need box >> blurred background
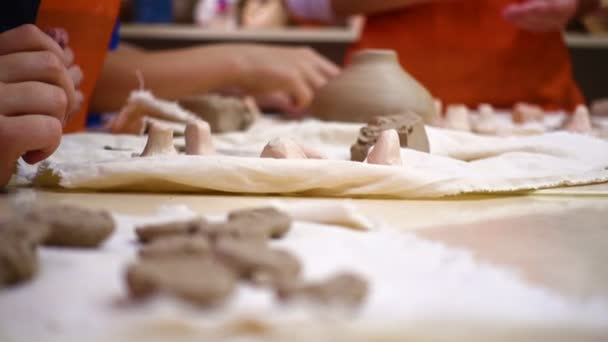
[120,0,607,102]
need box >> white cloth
[0,206,605,341]
[21,119,608,198]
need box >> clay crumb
[126,257,237,307]
[444,105,471,132]
[512,103,544,124]
[24,205,115,248]
[0,219,50,287]
[139,236,211,259]
[135,217,207,243]
[351,112,429,162]
[565,105,592,134]
[277,272,368,308]
[213,238,301,286]
[227,207,292,239]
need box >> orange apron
[348,0,584,111]
[36,0,121,133]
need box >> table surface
[1,186,607,340]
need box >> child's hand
[227,45,340,110]
[503,0,579,32]
[0,25,76,186]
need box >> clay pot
[310,49,436,124]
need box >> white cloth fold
[22,119,608,198]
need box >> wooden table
[1,186,607,340]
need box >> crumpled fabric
[21,119,608,198]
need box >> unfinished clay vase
[310,49,436,124]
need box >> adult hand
[227,45,340,110]
[0,24,76,187]
[503,0,579,32]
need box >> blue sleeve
[109,20,120,51]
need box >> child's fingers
[285,75,314,109]
[312,53,341,78]
[0,24,68,66]
[64,47,75,66]
[44,28,69,49]
[68,65,84,88]
[0,82,69,124]
[0,114,62,164]
[0,51,78,116]
[300,63,329,90]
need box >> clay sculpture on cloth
[261,138,307,159]
[512,103,544,124]
[109,90,204,135]
[227,207,292,239]
[365,129,403,166]
[351,112,429,162]
[179,95,259,133]
[0,219,49,287]
[444,105,472,132]
[310,49,437,124]
[139,122,179,157]
[126,257,237,306]
[185,121,216,156]
[136,217,208,243]
[24,205,115,248]
[126,206,368,308]
[565,105,593,134]
[260,138,326,160]
[277,272,368,308]
[139,236,211,259]
[472,104,500,135]
[214,238,301,287]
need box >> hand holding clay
[225,45,339,109]
[365,129,403,166]
[0,25,82,186]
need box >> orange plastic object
[36,0,121,133]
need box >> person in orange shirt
[288,0,600,111]
[35,0,339,133]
